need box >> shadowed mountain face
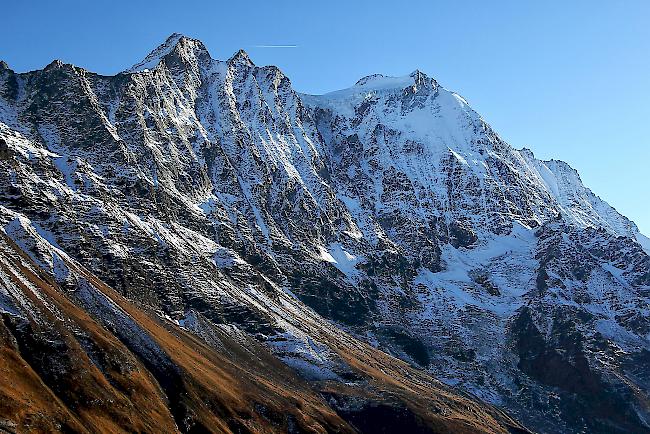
[0,231,525,434]
[0,33,648,433]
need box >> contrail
[252,44,299,48]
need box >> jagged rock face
[501,222,650,432]
[1,33,649,433]
[0,225,526,434]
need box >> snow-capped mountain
[0,33,648,433]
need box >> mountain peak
[43,59,73,72]
[228,49,254,68]
[126,33,210,73]
[166,32,185,43]
[354,74,386,86]
[310,71,436,103]
[347,70,435,93]
[410,69,428,84]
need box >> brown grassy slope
[0,231,530,433]
[0,232,353,433]
[0,233,181,433]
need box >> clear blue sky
[2,0,648,234]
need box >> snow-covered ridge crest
[302,66,645,244]
[517,147,641,239]
[126,32,210,73]
[305,69,439,107]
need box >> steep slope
[0,215,526,433]
[0,33,648,433]
[302,72,650,433]
[0,228,349,433]
[302,71,641,242]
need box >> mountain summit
[126,32,211,72]
[1,34,649,433]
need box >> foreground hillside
[0,228,525,433]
